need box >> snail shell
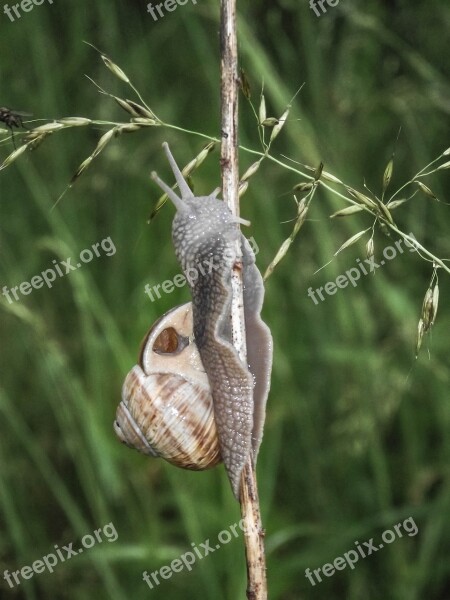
[115,303,221,470]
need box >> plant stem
[219,0,267,598]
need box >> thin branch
[220,1,267,598]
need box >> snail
[115,142,273,499]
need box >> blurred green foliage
[0,0,449,598]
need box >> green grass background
[0,0,449,598]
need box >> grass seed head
[264,238,292,281]
[194,142,216,168]
[93,128,116,156]
[366,237,375,260]
[58,118,92,126]
[415,318,425,357]
[239,69,251,100]
[261,117,279,127]
[125,99,155,119]
[0,144,28,170]
[421,287,434,331]
[382,157,394,195]
[314,161,324,182]
[334,229,370,256]
[31,122,65,134]
[70,156,93,183]
[117,124,142,133]
[130,117,157,125]
[181,158,197,178]
[101,55,129,83]
[346,187,377,209]
[241,160,261,182]
[416,181,437,200]
[293,182,313,192]
[386,198,408,210]
[259,94,266,124]
[322,171,343,184]
[114,97,139,116]
[330,205,365,218]
[270,108,289,142]
[238,181,249,197]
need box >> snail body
[115,142,272,499]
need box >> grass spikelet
[113,97,139,116]
[313,161,324,182]
[386,198,409,210]
[293,182,313,192]
[0,144,28,170]
[70,156,93,183]
[58,118,92,127]
[101,55,129,83]
[259,94,266,124]
[330,205,365,218]
[421,286,434,331]
[239,68,251,100]
[270,108,289,142]
[322,171,343,184]
[130,117,157,126]
[415,318,425,358]
[374,197,395,224]
[92,128,116,157]
[264,238,292,281]
[334,229,371,256]
[31,122,65,134]
[415,181,437,200]
[181,158,197,178]
[117,124,142,133]
[241,160,261,182]
[366,237,375,259]
[261,117,279,127]
[382,156,394,197]
[264,192,312,281]
[125,100,155,119]
[346,187,377,209]
[416,268,440,357]
[238,181,249,197]
[194,141,216,168]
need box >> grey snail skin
[115,142,272,499]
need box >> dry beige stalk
[220,0,267,597]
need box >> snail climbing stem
[151,142,272,500]
[149,142,271,598]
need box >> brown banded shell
[114,303,221,470]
